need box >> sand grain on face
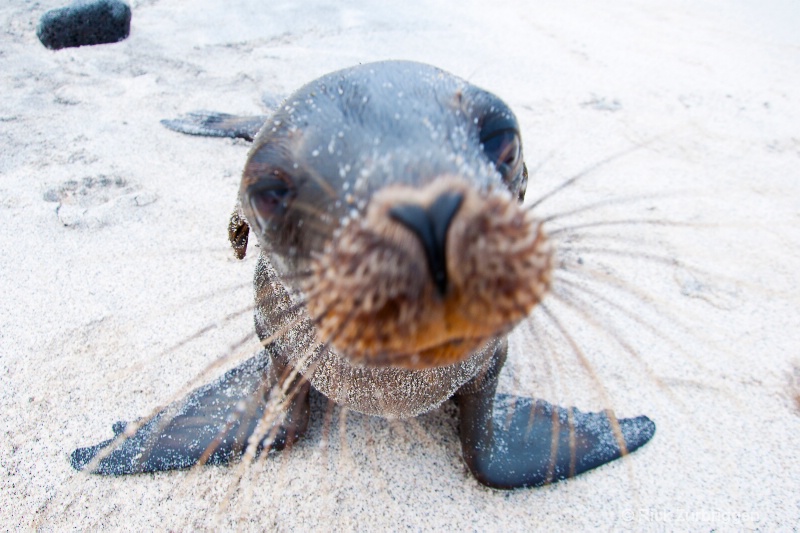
[2,0,800,530]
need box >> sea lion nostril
[389,191,464,296]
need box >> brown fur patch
[306,177,552,369]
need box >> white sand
[2,0,799,529]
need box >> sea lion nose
[389,191,464,296]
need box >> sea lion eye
[481,129,521,179]
[247,171,295,230]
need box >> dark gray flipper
[71,352,310,475]
[456,344,655,489]
[160,112,268,142]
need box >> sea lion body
[72,61,655,489]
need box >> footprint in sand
[43,175,157,229]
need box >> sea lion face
[240,61,551,369]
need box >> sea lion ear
[228,205,249,260]
[518,162,528,204]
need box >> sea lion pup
[72,61,655,489]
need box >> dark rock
[37,0,131,50]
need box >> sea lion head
[240,61,552,370]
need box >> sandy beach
[2,0,799,529]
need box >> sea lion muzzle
[304,176,553,370]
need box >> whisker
[221,282,368,515]
[549,281,719,447]
[539,191,690,224]
[556,244,743,289]
[543,282,723,494]
[552,267,743,408]
[526,137,660,211]
[552,268,711,371]
[113,269,313,380]
[399,414,440,454]
[298,158,339,200]
[138,328,261,460]
[176,280,253,308]
[548,282,688,410]
[567,407,577,478]
[187,372,277,525]
[217,354,314,516]
[545,405,560,484]
[517,308,575,482]
[335,407,353,515]
[114,303,256,374]
[547,218,713,238]
[319,396,337,516]
[548,231,658,252]
[77,290,316,476]
[362,418,397,515]
[504,305,543,434]
[555,253,730,346]
[274,269,314,282]
[243,347,317,451]
[517,311,562,403]
[538,303,629,457]
[525,148,558,180]
[290,200,330,219]
[75,326,260,476]
[257,411,304,524]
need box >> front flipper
[160,111,267,141]
[71,352,310,475]
[455,343,655,489]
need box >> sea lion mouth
[305,176,553,370]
